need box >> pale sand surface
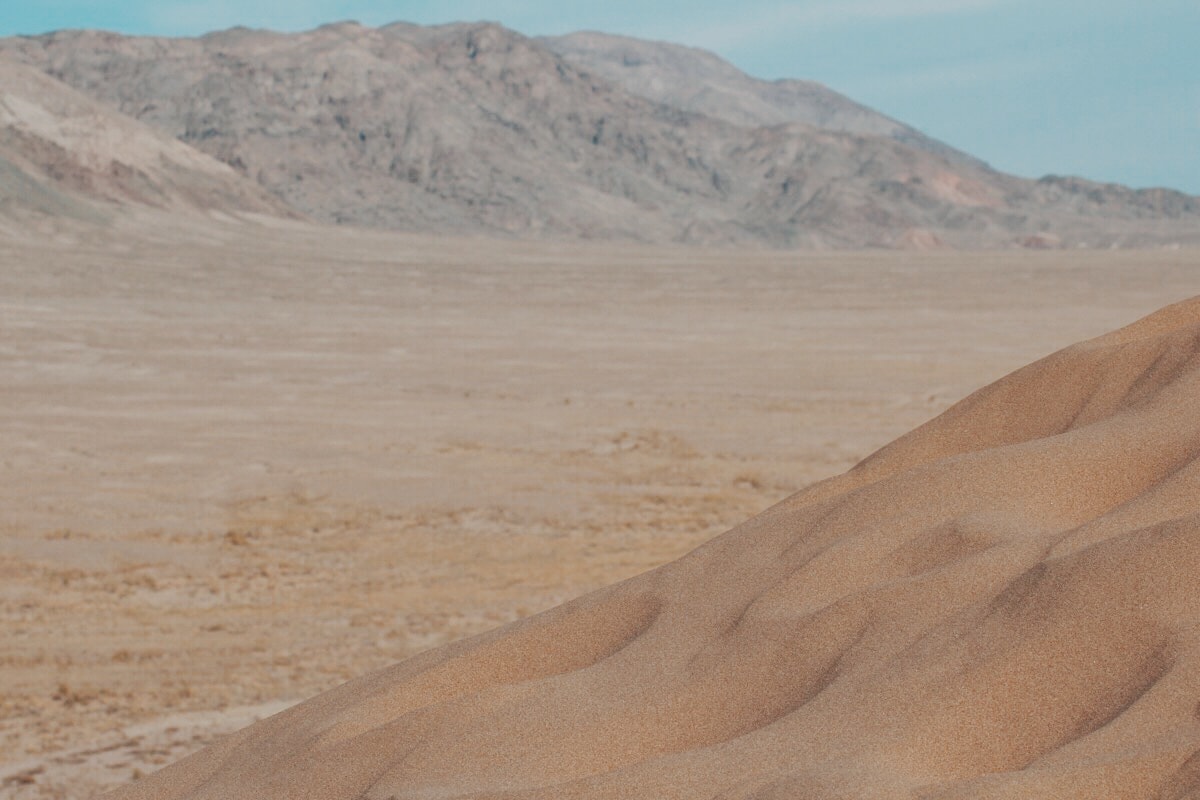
[107,296,1200,800]
[1,217,1197,797]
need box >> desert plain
[0,215,1197,798]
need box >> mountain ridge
[1,21,1198,248]
[539,30,989,170]
[0,55,292,226]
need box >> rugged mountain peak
[1,22,1198,248]
[541,30,984,167]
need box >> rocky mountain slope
[540,31,985,168]
[0,57,289,224]
[1,22,1198,247]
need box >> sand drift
[110,297,1200,800]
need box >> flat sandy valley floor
[1,216,1196,798]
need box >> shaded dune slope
[111,297,1200,800]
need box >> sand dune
[102,296,1200,799]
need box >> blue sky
[4,1,1198,194]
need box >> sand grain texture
[102,296,1200,799]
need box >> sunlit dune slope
[110,296,1200,800]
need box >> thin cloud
[673,0,1012,52]
[857,50,1064,94]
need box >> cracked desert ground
[1,214,1196,798]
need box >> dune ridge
[108,297,1200,800]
